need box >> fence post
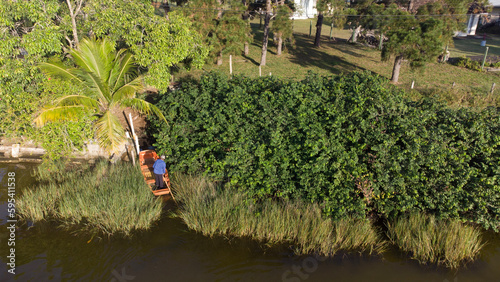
[309,20,312,37]
[329,22,333,40]
[229,55,232,75]
[481,46,489,71]
[411,80,415,89]
[491,82,496,94]
[259,65,261,77]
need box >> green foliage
[271,5,294,49]
[181,0,251,61]
[416,0,468,45]
[216,1,252,56]
[1,0,204,158]
[0,0,64,140]
[36,118,95,161]
[36,37,166,154]
[455,56,482,71]
[83,0,208,91]
[382,15,445,67]
[150,72,500,230]
[17,161,163,237]
[455,56,500,71]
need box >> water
[1,163,499,281]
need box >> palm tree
[35,37,166,154]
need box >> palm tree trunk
[260,0,271,66]
[314,13,324,47]
[391,55,404,83]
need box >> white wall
[293,0,317,19]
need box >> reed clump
[387,213,485,268]
[172,174,385,256]
[17,161,162,237]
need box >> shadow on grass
[452,36,500,57]
[288,34,362,74]
[242,54,259,66]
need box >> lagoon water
[1,163,499,281]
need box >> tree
[314,0,347,47]
[215,2,253,62]
[65,0,85,48]
[35,37,166,154]
[382,15,447,83]
[357,3,399,49]
[181,0,251,65]
[260,0,271,66]
[83,0,208,91]
[381,0,469,83]
[271,5,294,55]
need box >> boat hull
[139,150,171,196]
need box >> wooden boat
[139,150,171,196]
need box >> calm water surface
[0,163,499,281]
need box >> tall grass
[18,161,162,237]
[387,213,485,268]
[172,174,385,256]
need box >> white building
[293,0,317,19]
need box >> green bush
[150,72,500,230]
[455,56,481,71]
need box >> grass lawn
[180,19,500,108]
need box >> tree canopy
[0,0,207,157]
[36,37,166,154]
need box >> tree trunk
[244,42,249,55]
[314,13,324,47]
[350,25,362,43]
[242,0,250,56]
[66,0,83,48]
[217,0,223,19]
[217,51,223,65]
[260,0,271,66]
[277,35,283,55]
[391,55,404,83]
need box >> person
[152,155,166,190]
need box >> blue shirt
[153,159,166,175]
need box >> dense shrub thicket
[150,72,500,230]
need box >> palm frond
[120,98,167,124]
[109,52,137,93]
[70,38,115,85]
[38,62,83,83]
[110,76,145,105]
[94,111,127,154]
[80,71,111,102]
[55,95,100,110]
[34,105,86,127]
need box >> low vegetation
[172,174,385,256]
[17,160,162,237]
[387,213,485,268]
[172,174,485,268]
